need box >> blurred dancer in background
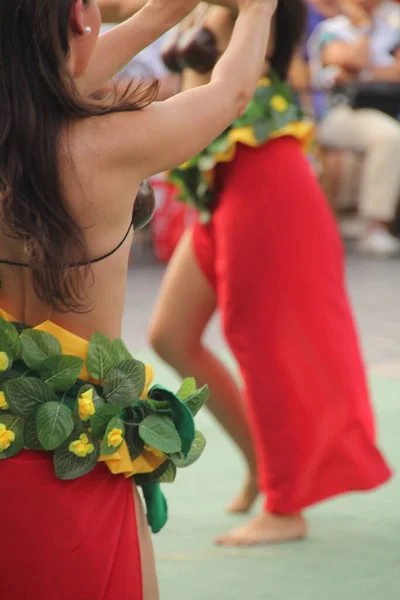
[148,0,392,546]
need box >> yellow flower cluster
[0,423,15,452]
[0,391,8,411]
[69,434,95,458]
[0,352,9,372]
[107,428,123,448]
[78,389,95,422]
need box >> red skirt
[0,451,143,599]
[193,137,392,513]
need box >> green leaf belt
[0,316,209,533]
[169,71,308,222]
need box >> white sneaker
[358,228,400,258]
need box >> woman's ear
[70,0,86,36]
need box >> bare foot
[225,474,259,514]
[215,512,307,546]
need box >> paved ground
[123,243,400,600]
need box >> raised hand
[236,0,278,12]
[146,0,204,20]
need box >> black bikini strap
[0,218,134,269]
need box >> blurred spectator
[98,24,179,100]
[308,0,400,257]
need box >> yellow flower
[78,389,95,422]
[69,433,95,458]
[0,423,15,452]
[0,352,9,372]
[270,95,289,113]
[0,392,8,411]
[144,444,165,458]
[107,428,123,448]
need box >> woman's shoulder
[60,113,143,223]
[67,109,144,171]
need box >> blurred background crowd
[100,0,400,263]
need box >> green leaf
[125,401,151,424]
[140,482,168,534]
[24,414,45,451]
[103,359,145,407]
[185,385,210,416]
[20,329,61,370]
[139,415,181,454]
[86,331,117,380]
[91,403,122,440]
[253,85,274,104]
[124,422,144,460]
[4,377,57,419]
[145,398,171,414]
[208,136,231,155]
[112,339,133,361]
[158,460,177,483]
[100,415,125,456]
[0,370,22,389]
[176,377,197,400]
[40,355,84,392]
[149,386,195,457]
[54,433,99,480]
[134,461,170,486]
[36,401,74,450]
[253,119,274,144]
[171,430,206,468]
[12,322,31,335]
[0,319,21,359]
[0,414,25,459]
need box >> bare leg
[133,486,160,600]
[149,230,258,513]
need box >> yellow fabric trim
[141,364,154,399]
[99,442,167,478]
[0,311,91,381]
[35,321,90,381]
[0,309,15,323]
[214,121,315,165]
[0,310,160,479]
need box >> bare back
[0,1,277,341]
[0,114,141,339]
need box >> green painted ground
[139,352,400,600]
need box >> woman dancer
[0,0,277,598]
[148,0,392,545]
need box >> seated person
[308,0,400,257]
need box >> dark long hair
[0,0,158,312]
[270,0,307,80]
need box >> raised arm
[80,0,202,96]
[98,0,147,22]
[114,0,276,179]
[98,0,237,23]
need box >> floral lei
[0,317,208,533]
[169,70,312,222]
